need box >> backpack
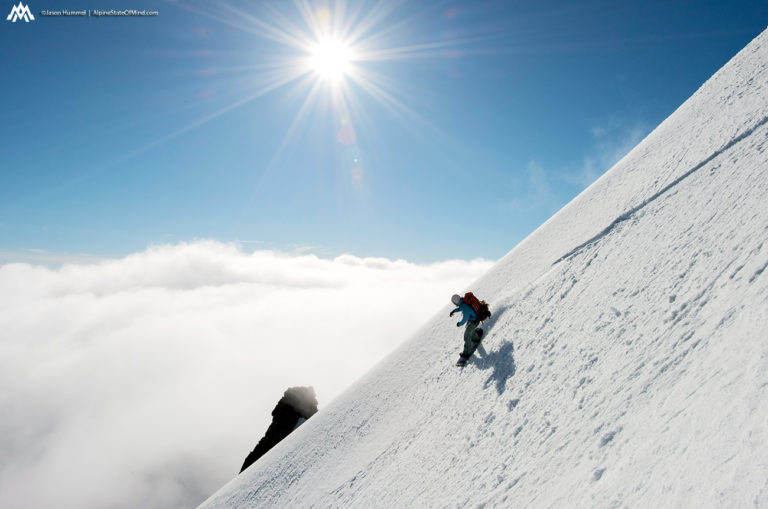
[463,292,491,322]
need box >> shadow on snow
[473,342,517,396]
[470,303,518,396]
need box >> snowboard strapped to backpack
[463,292,491,322]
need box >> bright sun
[310,37,354,82]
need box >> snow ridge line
[553,114,768,266]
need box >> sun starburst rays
[176,0,467,192]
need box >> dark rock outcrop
[240,386,318,473]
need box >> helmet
[451,294,461,306]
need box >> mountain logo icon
[6,2,35,22]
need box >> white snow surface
[201,29,768,508]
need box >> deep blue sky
[1,0,766,262]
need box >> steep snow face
[201,29,768,508]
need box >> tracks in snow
[553,114,768,266]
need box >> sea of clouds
[0,240,494,508]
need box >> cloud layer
[0,240,494,509]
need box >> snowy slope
[200,29,768,508]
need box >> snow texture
[200,29,768,508]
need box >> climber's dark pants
[462,320,482,357]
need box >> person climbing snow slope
[450,292,491,366]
